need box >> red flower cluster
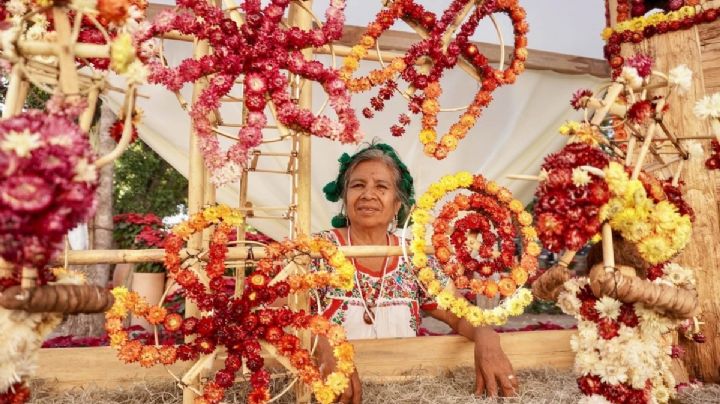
[136,0,359,184]
[534,143,611,252]
[0,382,30,404]
[577,374,650,404]
[113,212,166,249]
[705,139,720,171]
[0,110,98,279]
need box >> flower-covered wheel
[410,172,538,326]
[107,205,358,404]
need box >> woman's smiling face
[345,160,401,231]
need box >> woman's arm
[426,308,519,397]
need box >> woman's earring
[388,216,398,233]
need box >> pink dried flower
[0,110,97,271]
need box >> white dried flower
[668,64,693,94]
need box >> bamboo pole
[288,1,313,401]
[17,40,109,59]
[182,30,211,403]
[51,8,80,95]
[57,245,437,265]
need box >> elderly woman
[313,143,518,403]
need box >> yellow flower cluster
[308,319,355,404]
[558,121,607,147]
[171,204,244,239]
[110,33,136,74]
[600,162,692,264]
[602,6,698,40]
[303,237,356,291]
[410,172,536,327]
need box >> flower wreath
[340,0,528,159]
[108,205,357,404]
[410,171,537,326]
[323,143,415,228]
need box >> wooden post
[619,22,720,383]
[288,1,313,402]
[183,35,210,404]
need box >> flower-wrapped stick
[0,284,114,314]
[588,264,698,319]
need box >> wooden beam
[34,330,574,389]
[146,3,609,78]
[55,244,437,265]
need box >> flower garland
[558,259,697,404]
[108,205,357,404]
[339,0,528,159]
[135,0,360,185]
[600,162,692,264]
[410,171,536,326]
[534,142,611,252]
[0,106,98,277]
[601,4,719,77]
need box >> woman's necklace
[348,226,390,325]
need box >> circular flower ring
[410,171,537,326]
[340,0,528,159]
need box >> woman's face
[345,160,401,231]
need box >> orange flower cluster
[105,288,180,368]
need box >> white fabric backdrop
[103,38,604,239]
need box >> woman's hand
[316,335,362,404]
[473,327,518,397]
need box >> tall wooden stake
[183,35,210,404]
[288,1,313,402]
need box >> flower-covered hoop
[341,0,528,155]
[408,172,537,326]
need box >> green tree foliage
[113,139,188,217]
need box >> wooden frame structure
[14,0,616,402]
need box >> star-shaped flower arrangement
[106,205,357,404]
[134,0,361,185]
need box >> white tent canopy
[104,1,606,239]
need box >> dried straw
[28,367,720,404]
